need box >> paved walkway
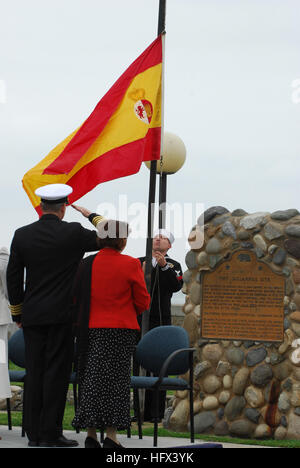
[0,426,273,449]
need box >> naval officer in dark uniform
[139,229,183,421]
[6,184,104,447]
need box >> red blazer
[89,248,151,329]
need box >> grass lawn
[4,362,300,448]
[1,402,300,448]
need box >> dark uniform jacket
[6,214,100,326]
[139,255,183,329]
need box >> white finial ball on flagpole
[145,131,186,174]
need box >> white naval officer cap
[153,229,175,245]
[35,184,73,205]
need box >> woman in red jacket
[72,219,150,449]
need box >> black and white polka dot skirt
[72,328,138,431]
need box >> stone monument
[163,207,300,440]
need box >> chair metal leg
[127,388,131,438]
[189,387,194,443]
[153,389,159,447]
[135,389,143,439]
[22,382,26,437]
[189,354,195,443]
[73,383,80,434]
[127,388,134,438]
[6,399,12,431]
[73,383,78,412]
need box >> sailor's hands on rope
[153,251,167,268]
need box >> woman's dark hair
[97,220,130,251]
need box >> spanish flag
[23,36,163,213]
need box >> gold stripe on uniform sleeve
[92,215,105,227]
[9,303,23,316]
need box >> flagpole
[159,172,167,228]
[136,0,167,428]
[157,0,167,36]
[159,21,167,230]
[141,0,166,338]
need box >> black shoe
[39,436,79,448]
[28,440,39,447]
[85,437,101,449]
[103,437,124,449]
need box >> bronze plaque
[201,251,285,342]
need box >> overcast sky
[1,0,300,303]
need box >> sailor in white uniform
[0,247,12,400]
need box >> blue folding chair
[7,329,78,436]
[131,326,195,447]
[7,329,26,436]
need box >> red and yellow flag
[23,36,163,213]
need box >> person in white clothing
[0,247,12,400]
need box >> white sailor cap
[35,184,73,205]
[154,229,175,245]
